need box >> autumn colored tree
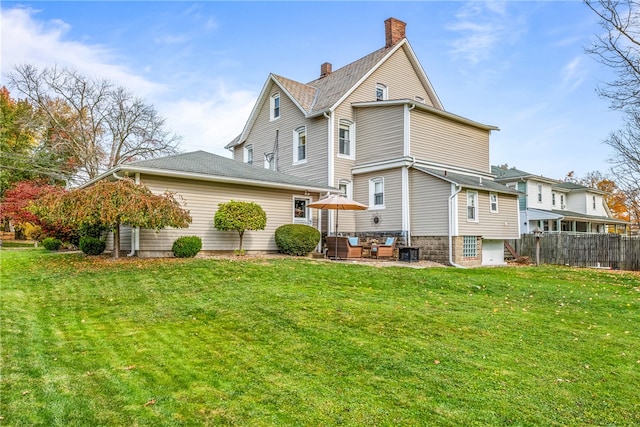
[32,178,192,258]
[214,200,267,252]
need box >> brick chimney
[320,62,332,78]
[385,17,406,48]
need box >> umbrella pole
[335,209,339,260]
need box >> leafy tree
[31,178,191,258]
[214,200,267,251]
[7,65,180,186]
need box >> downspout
[448,184,465,268]
[128,172,141,257]
[324,111,335,237]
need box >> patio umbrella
[308,194,368,258]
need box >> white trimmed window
[244,144,253,165]
[490,193,498,213]
[270,93,280,121]
[293,126,307,163]
[338,180,352,199]
[537,184,543,202]
[293,197,311,224]
[375,83,388,101]
[552,193,556,206]
[467,190,478,221]
[370,177,384,209]
[592,196,597,210]
[264,153,276,170]
[338,120,354,157]
[560,195,565,209]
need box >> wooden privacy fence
[509,234,640,271]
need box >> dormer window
[376,83,388,101]
[270,93,280,121]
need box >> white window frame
[592,195,597,210]
[552,192,556,207]
[375,83,388,101]
[293,196,311,225]
[264,153,276,170]
[338,180,352,199]
[537,184,543,203]
[489,192,498,213]
[560,194,565,209]
[369,177,385,209]
[270,93,280,121]
[293,126,307,164]
[338,120,354,159]
[244,144,253,165]
[467,190,478,222]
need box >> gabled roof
[492,166,560,185]
[414,166,521,196]
[550,209,629,224]
[226,38,443,149]
[83,151,336,193]
[554,181,606,195]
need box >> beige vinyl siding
[457,190,520,239]
[410,109,490,172]
[353,169,403,232]
[354,106,405,165]
[138,175,321,255]
[105,226,132,252]
[409,170,450,236]
[237,83,329,184]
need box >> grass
[1,249,639,426]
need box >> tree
[31,178,192,258]
[214,200,267,252]
[7,65,180,185]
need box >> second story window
[490,193,498,213]
[244,144,253,165]
[370,177,384,208]
[560,195,565,209]
[537,184,543,202]
[552,193,556,206]
[294,126,306,163]
[270,93,280,121]
[376,83,387,101]
[339,120,353,157]
[467,190,478,221]
[593,196,597,210]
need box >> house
[226,18,521,266]
[84,151,336,257]
[492,166,629,234]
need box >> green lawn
[1,249,639,426]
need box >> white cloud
[0,7,162,96]
[559,56,587,94]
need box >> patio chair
[375,237,396,259]
[326,236,363,259]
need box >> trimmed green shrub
[42,237,62,251]
[275,224,320,256]
[79,236,106,256]
[172,236,202,258]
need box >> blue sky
[0,1,623,180]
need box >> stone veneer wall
[410,235,483,267]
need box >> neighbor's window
[537,184,543,202]
[467,190,478,221]
[244,144,253,165]
[552,193,556,206]
[370,177,384,208]
[560,195,565,208]
[490,193,498,213]
[293,197,310,224]
[339,120,353,157]
[376,83,388,101]
[294,126,306,163]
[592,196,596,210]
[463,236,477,257]
[270,93,280,121]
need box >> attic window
[270,93,280,121]
[376,83,388,101]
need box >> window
[560,195,565,209]
[338,180,352,199]
[339,120,353,157]
[375,83,387,101]
[552,193,556,206]
[293,197,311,224]
[537,184,543,202]
[270,93,280,121]
[244,144,253,165]
[293,126,306,163]
[264,153,276,170]
[370,177,384,208]
[490,193,498,213]
[463,236,477,258]
[592,196,596,210]
[467,191,478,221]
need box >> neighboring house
[492,166,629,234]
[84,151,335,257]
[226,18,521,266]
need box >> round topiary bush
[79,236,106,255]
[172,236,202,258]
[42,237,62,251]
[275,224,321,256]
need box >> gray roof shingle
[415,166,522,195]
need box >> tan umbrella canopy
[308,194,368,257]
